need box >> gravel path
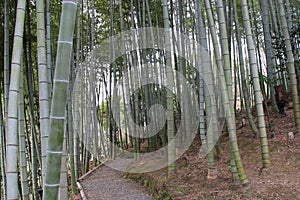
[79,162,154,200]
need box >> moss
[270,145,279,153]
[180,160,188,169]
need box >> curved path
[78,161,154,200]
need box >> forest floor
[127,103,300,200]
[77,103,300,200]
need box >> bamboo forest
[0,0,300,199]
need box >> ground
[77,103,300,200]
[127,104,300,200]
[78,163,154,200]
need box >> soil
[133,104,300,200]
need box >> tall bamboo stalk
[68,71,77,195]
[240,0,271,168]
[259,0,279,112]
[36,0,50,182]
[46,0,53,100]
[3,3,10,196]
[205,0,249,185]
[6,0,27,199]
[4,0,10,122]
[24,5,40,196]
[0,88,7,200]
[215,0,234,114]
[162,0,176,175]
[59,126,68,200]
[43,0,77,199]
[195,0,207,146]
[74,0,82,179]
[277,0,300,132]
[233,0,258,135]
[18,57,30,200]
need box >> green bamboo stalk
[146,0,162,151]
[68,61,77,196]
[46,0,53,100]
[0,89,7,199]
[204,0,238,182]
[43,0,77,199]
[195,0,207,146]
[59,125,68,200]
[36,0,50,182]
[82,63,89,173]
[240,0,271,168]
[3,5,9,196]
[215,0,234,114]
[27,104,39,199]
[205,0,250,185]
[259,0,279,113]
[119,0,131,150]
[197,1,219,178]
[176,0,192,144]
[277,0,300,132]
[285,0,292,32]
[268,0,279,33]
[6,0,27,199]
[25,5,43,191]
[18,56,30,200]
[233,0,259,135]
[73,71,81,179]
[4,0,10,122]
[74,0,82,179]
[162,0,176,175]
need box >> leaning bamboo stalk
[205,0,250,185]
[18,55,30,200]
[6,0,27,199]
[0,92,6,199]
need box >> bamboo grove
[0,0,299,199]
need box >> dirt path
[78,162,154,200]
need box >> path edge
[77,160,108,200]
[76,181,87,200]
[78,160,108,181]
